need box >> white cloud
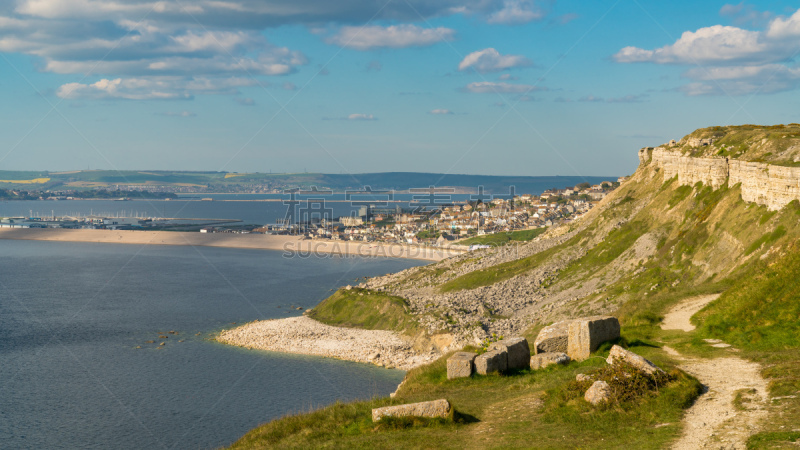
[347,113,376,120]
[498,73,518,80]
[326,24,455,50]
[614,7,800,95]
[462,81,541,94]
[56,76,256,100]
[458,48,531,73]
[613,25,767,65]
[0,0,556,100]
[429,109,453,114]
[765,8,800,39]
[487,0,548,25]
[235,97,255,106]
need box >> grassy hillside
[307,288,420,334]
[229,125,800,448]
[230,341,701,449]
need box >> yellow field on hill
[0,178,50,184]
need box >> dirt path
[660,294,720,332]
[661,296,768,449]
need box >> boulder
[447,352,477,380]
[533,320,572,354]
[584,380,613,405]
[606,345,665,376]
[567,316,620,361]
[529,352,570,370]
[488,337,531,370]
[475,349,507,375]
[372,399,451,422]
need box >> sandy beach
[0,228,463,261]
[217,316,439,371]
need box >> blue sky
[1,0,799,177]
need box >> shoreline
[0,228,463,261]
[217,316,439,371]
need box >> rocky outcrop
[649,147,729,189]
[729,160,800,210]
[372,399,451,421]
[644,147,800,210]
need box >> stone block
[533,320,572,354]
[474,349,507,375]
[606,345,665,376]
[372,399,451,422]
[529,352,570,370]
[488,337,530,370]
[567,316,620,361]
[447,352,477,380]
[584,380,612,405]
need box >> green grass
[229,339,701,449]
[668,185,692,208]
[695,241,800,351]
[307,288,419,334]
[459,228,547,247]
[557,221,648,282]
[744,226,787,255]
[438,235,579,292]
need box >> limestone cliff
[640,125,800,210]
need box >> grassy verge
[459,228,547,247]
[307,288,419,334]
[229,337,700,449]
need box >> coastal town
[254,180,624,247]
[1,180,624,247]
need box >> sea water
[0,240,424,449]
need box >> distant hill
[0,170,617,195]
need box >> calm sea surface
[0,194,476,225]
[0,240,424,449]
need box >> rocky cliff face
[641,147,800,210]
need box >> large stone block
[372,399,451,422]
[584,380,612,405]
[529,352,570,370]
[447,352,477,380]
[488,337,530,370]
[474,349,507,375]
[606,345,665,376]
[533,320,572,354]
[567,316,620,361]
